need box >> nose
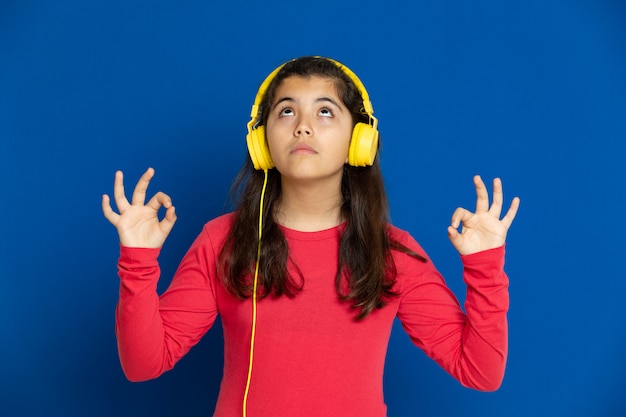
[294,116,312,137]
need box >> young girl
[102,56,520,417]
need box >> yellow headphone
[245,57,379,170]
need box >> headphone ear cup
[348,122,379,167]
[246,126,274,170]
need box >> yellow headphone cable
[242,168,268,417]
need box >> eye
[278,107,294,117]
[319,108,333,118]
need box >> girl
[102,56,520,417]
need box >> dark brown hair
[219,56,425,320]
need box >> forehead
[272,75,341,101]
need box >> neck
[275,178,344,232]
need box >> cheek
[264,129,290,167]
[330,131,352,165]
[265,116,291,138]
[264,122,281,152]
[341,125,354,151]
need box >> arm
[397,176,519,391]
[396,245,509,391]
[115,231,219,381]
[103,168,218,381]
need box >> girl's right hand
[102,167,177,248]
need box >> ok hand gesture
[448,176,520,256]
[102,168,177,248]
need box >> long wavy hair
[219,56,425,320]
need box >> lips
[290,144,317,155]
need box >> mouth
[290,144,317,155]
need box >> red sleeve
[115,227,220,382]
[396,242,509,391]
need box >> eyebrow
[272,96,344,112]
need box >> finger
[146,191,173,212]
[489,177,503,218]
[113,170,131,212]
[160,205,177,236]
[450,206,473,229]
[474,175,489,213]
[447,225,463,249]
[131,167,155,206]
[500,196,521,229]
[102,194,120,224]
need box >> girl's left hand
[448,175,520,256]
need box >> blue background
[1,1,625,416]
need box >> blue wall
[1,1,625,416]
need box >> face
[265,75,354,185]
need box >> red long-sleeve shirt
[116,213,509,417]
